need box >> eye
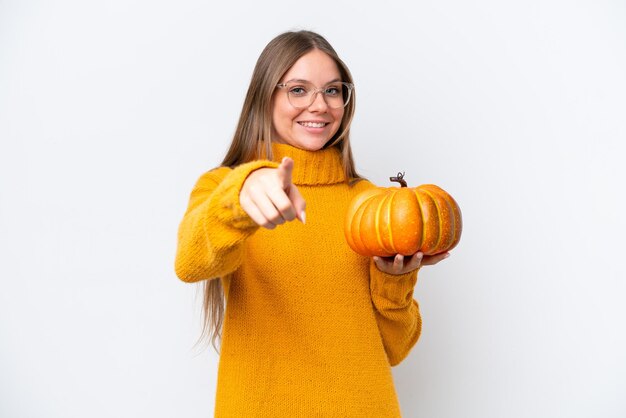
[289,85,309,96]
[324,85,342,97]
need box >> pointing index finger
[277,157,294,189]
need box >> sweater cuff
[370,261,419,310]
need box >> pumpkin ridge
[373,194,384,252]
[386,190,398,254]
[422,187,444,253]
[438,191,455,250]
[415,189,427,254]
[440,193,456,251]
[442,189,459,249]
[361,194,384,255]
[353,195,375,255]
[446,191,462,250]
[424,185,458,252]
[375,192,394,255]
[450,203,462,249]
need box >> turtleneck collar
[269,142,347,186]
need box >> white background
[1,1,625,417]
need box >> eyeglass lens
[286,82,351,109]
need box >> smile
[298,121,329,128]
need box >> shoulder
[349,178,377,193]
[195,166,232,187]
[191,166,232,192]
[193,160,279,191]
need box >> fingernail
[300,210,306,224]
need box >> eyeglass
[276,81,354,109]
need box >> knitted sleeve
[174,160,279,283]
[369,263,422,366]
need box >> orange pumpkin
[344,172,462,257]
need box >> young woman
[175,30,448,417]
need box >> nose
[308,90,329,112]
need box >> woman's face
[271,49,345,151]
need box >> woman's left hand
[373,251,450,275]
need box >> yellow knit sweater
[175,143,422,417]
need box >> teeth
[300,122,326,128]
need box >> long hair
[199,30,362,351]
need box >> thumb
[277,157,294,189]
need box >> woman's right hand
[240,157,306,229]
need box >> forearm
[175,160,278,283]
[174,199,252,282]
[370,262,422,366]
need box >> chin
[296,137,330,151]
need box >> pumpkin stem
[390,172,407,187]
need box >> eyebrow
[284,78,342,84]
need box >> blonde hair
[199,30,363,351]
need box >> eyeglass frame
[275,81,355,109]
